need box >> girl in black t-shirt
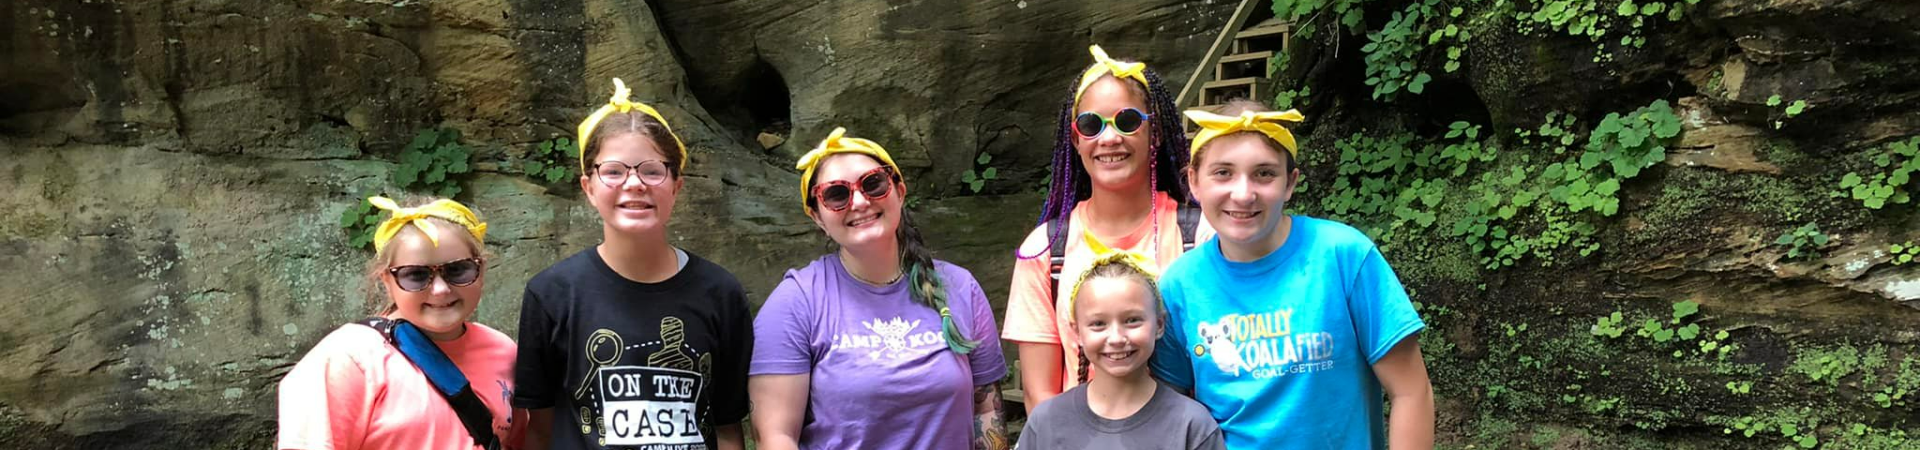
[513,79,753,450]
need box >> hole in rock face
[741,58,793,141]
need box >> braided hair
[1027,65,1191,258]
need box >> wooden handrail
[1175,0,1263,110]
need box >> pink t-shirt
[278,322,523,450]
[1001,192,1210,391]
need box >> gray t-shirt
[1016,382,1225,450]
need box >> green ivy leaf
[969,179,985,193]
[962,170,978,183]
[1408,73,1432,94]
[977,152,993,165]
[1839,172,1862,188]
[1672,300,1700,321]
[982,167,998,180]
[1616,0,1637,16]
[1786,100,1809,116]
[1767,94,1783,107]
[545,167,568,183]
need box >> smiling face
[807,153,904,254]
[1189,133,1300,260]
[581,133,683,238]
[1074,76,1154,194]
[1071,274,1163,381]
[380,223,485,339]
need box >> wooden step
[1216,51,1275,80]
[1218,51,1274,65]
[1200,77,1266,108]
[1203,77,1260,90]
[1237,23,1291,40]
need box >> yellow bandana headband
[1066,231,1162,317]
[368,196,488,253]
[1184,109,1306,159]
[794,127,903,212]
[576,78,688,174]
[1073,45,1151,108]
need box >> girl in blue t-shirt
[1148,99,1435,450]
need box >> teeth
[1094,154,1127,163]
[1226,211,1259,219]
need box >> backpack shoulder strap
[1047,214,1067,297]
[1177,201,1202,251]
[354,318,501,450]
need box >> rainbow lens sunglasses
[811,166,898,212]
[387,257,484,292]
[1072,108,1150,138]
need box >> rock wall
[0,0,1235,447]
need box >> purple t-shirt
[751,255,1008,450]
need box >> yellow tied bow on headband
[1074,45,1151,107]
[1067,231,1162,316]
[794,127,903,212]
[576,78,689,174]
[368,196,489,253]
[1184,108,1307,159]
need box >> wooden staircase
[1176,0,1294,135]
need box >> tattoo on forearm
[973,383,1009,450]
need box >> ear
[805,207,829,231]
[579,172,595,197]
[1280,167,1303,202]
[671,176,685,196]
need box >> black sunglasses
[387,257,484,292]
[1072,108,1150,138]
[812,166,897,212]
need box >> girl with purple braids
[1002,44,1210,413]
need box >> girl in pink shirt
[278,196,524,450]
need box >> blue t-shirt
[1150,215,1425,450]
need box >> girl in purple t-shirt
[749,127,1010,450]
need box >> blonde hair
[358,197,490,315]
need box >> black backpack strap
[354,318,501,450]
[1177,201,1202,251]
[1046,215,1067,298]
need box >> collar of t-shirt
[1208,214,1308,278]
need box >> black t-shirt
[513,247,752,450]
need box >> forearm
[523,409,552,450]
[973,383,1009,450]
[1015,343,1064,414]
[1386,387,1435,450]
[714,423,744,450]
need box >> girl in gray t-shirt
[1015,238,1224,450]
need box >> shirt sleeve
[277,330,373,450]
[960,274,1009,386]
[707,279,755,425]
[511,285,560,409]
[1347,243,1426,365]
[749,274,816,376]
[1149,275,1195,391]
[1002,227,1060,344]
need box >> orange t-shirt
[278,322,524,450]
[1001,192,1211,391]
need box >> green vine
[337,195,381,250]
[393,128,473,198]
[961,151,998,193]
[1773,222,1830,260]
[1834,136,1920,209]
[524,136,575,185]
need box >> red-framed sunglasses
[811,166,897,212]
